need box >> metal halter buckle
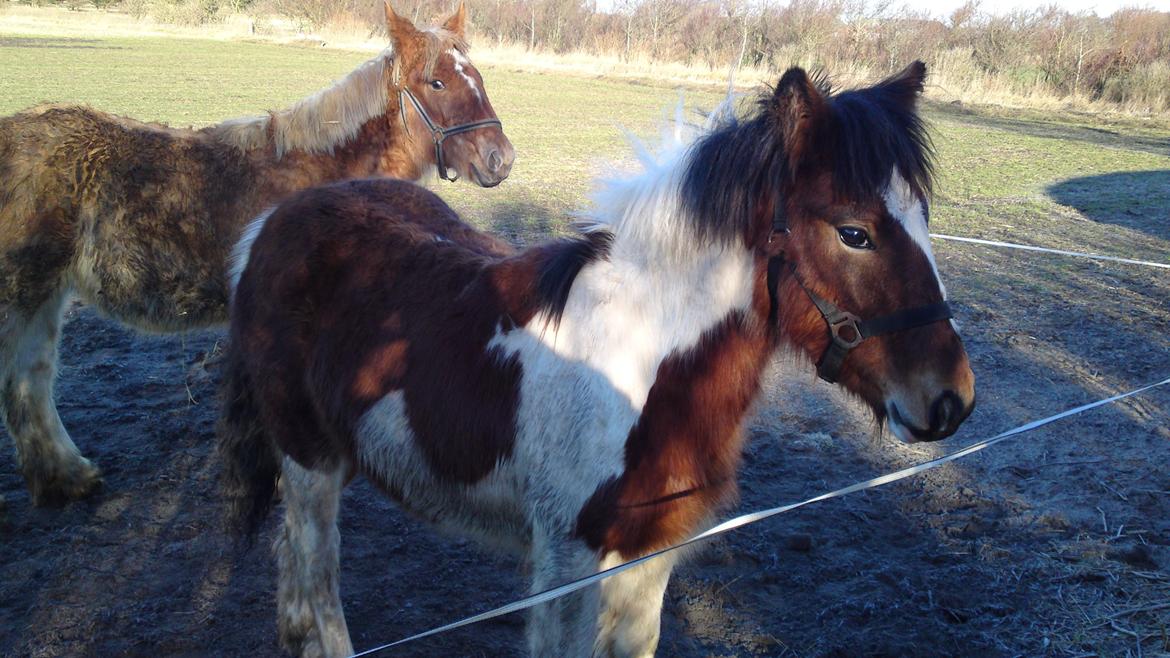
[767,259,954,384]
[828,313,864,349]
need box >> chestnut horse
[221,62,974,656]
[0,2,514,506]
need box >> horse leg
[0,288,102,506]
[593,551,678,658]
[527,532,601,656]
[274,456,353,658]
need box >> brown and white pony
[0,2,513,506]
[220,62,975,657]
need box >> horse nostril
[487,150,503,173]
[930,390,962,432]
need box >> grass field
[2,31,1170,657]
[2,31,1166,247]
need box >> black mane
[534,230,614,327]
[682,70,935,245]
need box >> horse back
[232,178,525,482]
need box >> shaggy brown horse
[0,1,514,506]
[222,62,974,656]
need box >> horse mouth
[886,402,943,443]
[470,162,505,188]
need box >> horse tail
[217,341,281,544]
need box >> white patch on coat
[448,49,481,102]
[487,121,756,532]
[883,170,946,298]
[228,208,274,296]
[355,392,529,552]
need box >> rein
[766,201,953,384]
[398,87,502,182]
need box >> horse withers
[221,62,974,656]
[0,2,513,506]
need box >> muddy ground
[2,171,1170,658]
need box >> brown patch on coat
[575,265,774,557]
[230,178,607,485]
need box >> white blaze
[449,49,482,102]
[883,170,946,299]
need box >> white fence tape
[350,375,1170,657]
[931,233,1170,270]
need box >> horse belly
[353,391,530,553]
[71,198,235,332]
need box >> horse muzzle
[886,389,975,443]
[470,141,514,187]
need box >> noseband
[766,204,953,384]
[398,87,502,182]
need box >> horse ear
[771,66,826,174]
[443,1,468,39]
[879,60,927,108]
[384,1,421,50]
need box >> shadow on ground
[1048,170,1170,241]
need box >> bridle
[398,86,502,182]
[765,199,954,384]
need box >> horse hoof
[28,458,104,507]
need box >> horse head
[384,1,514,187]
[759,62,975,441]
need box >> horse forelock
[676,74,935,250]
[827,79,935,204]
[415,28,470,79]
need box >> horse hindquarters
[218,343,281,537]
[219,339,353,657]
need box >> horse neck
[545,214,769,418]
[205,51,431,203]
[510,220,775,517]
[249,111,426,203]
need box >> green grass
[0,34,723,241]
[1,32,1166,251]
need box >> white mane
[577,97,739,262]
[210,48,394,157]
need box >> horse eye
[838,226,874,250]
[429,80,445,91]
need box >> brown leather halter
[765,201,953,384]
[399,87,502,182]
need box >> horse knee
[594,554,674,658]
[527,538,601,656]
